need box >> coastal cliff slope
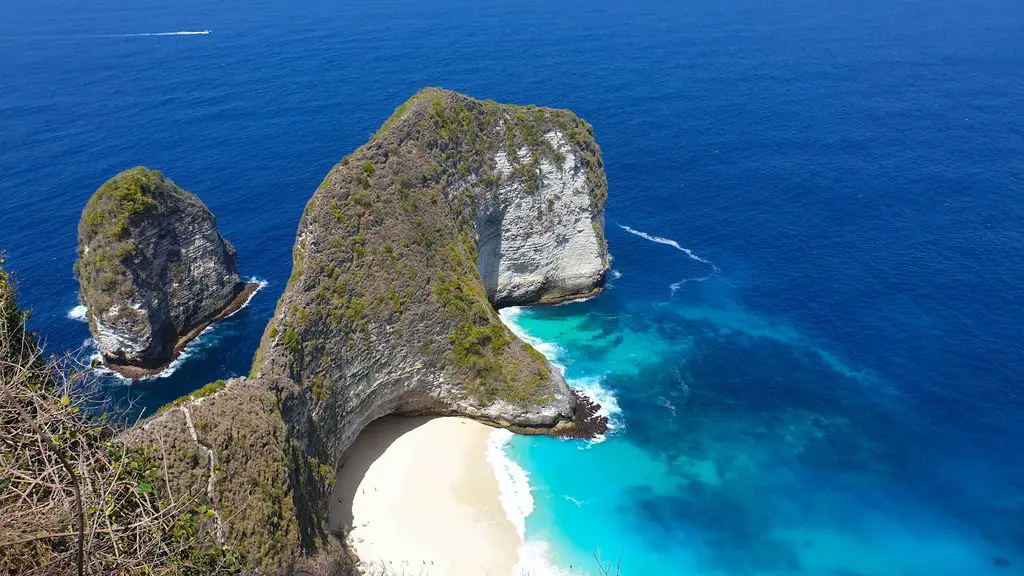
[76,167,249,375]
[251,87,609,468]
[129,89,611,571]
[2,260,246,574]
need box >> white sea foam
[562,495,584,507]
[486,429,574,576]
[499,308,564,363]
[485,429,532,541]
[82,340,133,384]
[669,273,713,296]
[85,323,216,382]
[569,374,623,442]
[611,269,623,280]
[659,396,677,416]
[499,307,623,442]
[493,308,623,574]
[223,277,268,319]
[513,540,572,576]
[618,224,720,273]
[68,304,88,322]
[141,324,216,380]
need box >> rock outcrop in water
[130,89,611,571]
[76,167,255,377]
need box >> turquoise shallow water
[501,276,1019,574]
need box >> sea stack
[76,167,254,377]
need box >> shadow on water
[326,415,435,538]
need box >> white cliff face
[478,131,608,307]
[129,91,610,569]
[93,302,152,360]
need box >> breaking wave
[487,429,572,576]
[499,307,623,441]
[494,307,624,572]
[569,374,623,441]
[81,278,266,381]
[499,307,563,361]
[68,304,88,322]
[224,277,269,319]
[486,429,532,541]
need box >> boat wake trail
[619,224,719,272]
[669,274,713,295]
[619,224,720,294]
[95,30,212,38]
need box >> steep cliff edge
[251,88,609,466]
[76,167,255,377]
[128,89,611,571]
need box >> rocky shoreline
[560,388,610,438]
[530,283,606,307]
[116,89,612,571]
[100,281,260,380]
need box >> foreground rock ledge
[76,167,249,377]
[134,88,611,572]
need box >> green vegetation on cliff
[255,88,603,406]
[75,166,245,371]
[75,167,167,318]
[4,88,611,575]
[0,258,247,575]
[235,89,610,567]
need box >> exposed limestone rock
[130,88,611,571]
[76,167,254,377]
[480,130,609,306]
[250,87,609,467]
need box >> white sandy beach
[329,416,520,576]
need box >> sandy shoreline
[329,416,520,576]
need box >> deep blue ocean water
[2,0,1023,573]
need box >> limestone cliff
[476,116,608,306]
[76,167,253,377]
[132,89,611,571]
[251,88,609,463]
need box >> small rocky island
[127,88,611,571]
[76,167,257,378]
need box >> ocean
[1,0,1022,573]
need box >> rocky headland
[75,167,256,378]
[123,88,611,571]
